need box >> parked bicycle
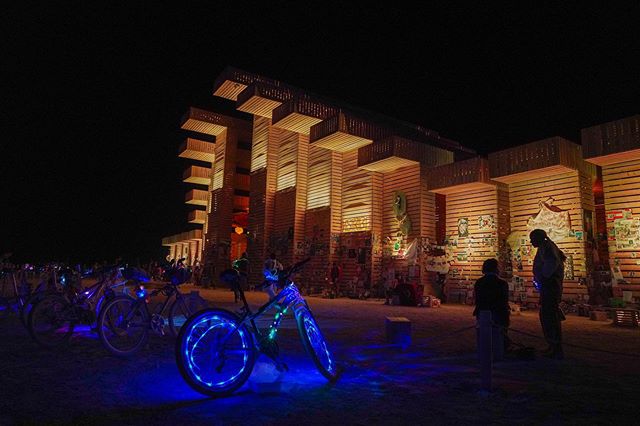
[175,257,339,397]
[27,265,128,348]
[97,267,208,356]
[0,267,32,322]
[20,265,64,327]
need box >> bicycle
[0,267,31,322]
[96,267,208,357]
[175,257,339,397]
[20,265,63,327]
[27,265,128,348]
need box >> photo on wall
[457,218,469,237]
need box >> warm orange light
[235,227,244,235]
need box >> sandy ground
[1,284,639,426]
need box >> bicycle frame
[221,281,307,364]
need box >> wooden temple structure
[162,67,639,305]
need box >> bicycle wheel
[176,309,256,397]
[28,295,75,348]
[295,305,338,381]
[97,295,149,357]
[168,294,208,337]
[21,292,46,328]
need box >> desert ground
[1,284,639,425]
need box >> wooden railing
[427,157,490,190]
[185,189,209,204]
[183,165,211,181]
[181,107,237,128]
[357,135,454,168]
[272,96,339,124]
[488,137,582,178]
[179,138,215,155]
[581,115,640,158]
[236,82,295,107]
[309,112,390,143]
[188,210,207,223]
[162,229,203,245]
[213,67,284,93]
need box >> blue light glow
[183,314,251,390]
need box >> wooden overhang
[183,165,211,186]
[236,82,294,118]
[582,115,640,166]
[161,229,203,246]
[309,111,390,153]
[185,189,209,206]
[272,96,339,135]
[212,66,284,101]
[488,137,591,184]
[188,210,207,224]
[358,135,455,172]
[178,138,216,163]
[427,156,495,194]
[180,107,238,136]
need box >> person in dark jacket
[473,258,511,350]
[531,228,566,359]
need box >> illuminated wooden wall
[381,164,421,285]
[600,158,640,288]
[337,150,383,291]
[270,129,309,268]
[505,170,594,301]
[300,146,343,291]
[442,186,510,303]
[248,117,278,287]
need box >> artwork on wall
[457,218,469,237]
[526,199,572,242]
[564,254,574,280]
[614,218,640,250]
[478,215,496,230]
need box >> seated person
[473,258,511,350]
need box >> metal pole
[478,310,492,392]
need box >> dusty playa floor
[1,285,639,425]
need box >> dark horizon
[3,2,639,264]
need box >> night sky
[3,2,639,264]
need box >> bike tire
[168,294,208,337]
[21,292,46,328]
[97,295,149,357]
[175,309,255,397]
[295,305,338,382]
[27,295,75,348]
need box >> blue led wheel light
[183,314,251,389]
[302,312,334,374]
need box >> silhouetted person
[473,258,511,351]
[530,229,566,360]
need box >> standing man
[530,229,566,359]
[232,252,250,299]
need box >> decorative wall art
[457,218,469,237]
[526,199,572,241]
[478,215,496,230]
[613,218,640,250]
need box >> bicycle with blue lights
[27,265,128,348]
[175,257,338,397]
[97,267,207,357]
